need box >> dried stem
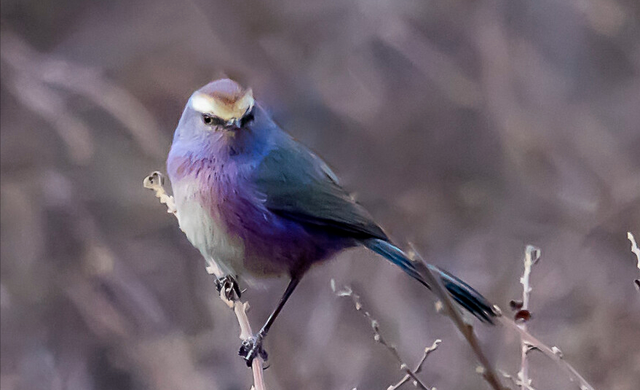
[499,246,595,390]
[144,171,266,390]
[332,281,439,390]
[387,340,441,390]
[496,317,595,390]
[408,247,506,390]
[218,281,266,390]
[499,370,537,390]
[514,246,540,389]
[143,172,177,215]
[410,245,595,390]
[628,232,640,291]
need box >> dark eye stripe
[239,109,255,127]
[202,114,225,126]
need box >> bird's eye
[202,114,213,125]
[202,114,224,126]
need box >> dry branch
[628,232,640,290]
[144,171,266,390]
[513,246,540,389]
[497,246,596,390]
[499,370,537,390]
[408,247,506,390]
[500,245,596,390]
[218,280,266,390]
[411,244,595,390]
[500,245,594,390]
[387,340,441,390]
[496,317,595,390]
[143,172,177,215]
[332,281,440,390]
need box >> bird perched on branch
[167,79,496,365]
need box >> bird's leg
[239,276,301,366]
[215,275,242,300]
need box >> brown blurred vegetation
[1,0,639,389]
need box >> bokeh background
[2,0,640,389]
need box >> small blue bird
[167,79,496,365]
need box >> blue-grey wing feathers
[252,133,495,323]
[252,136,387,240]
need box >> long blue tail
[363,238,496,323]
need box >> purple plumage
[167,80,354,281]
[167,79,496,365]
[168,147,347,279]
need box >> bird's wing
[251,136,387,240]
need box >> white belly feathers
[172,179,247,278]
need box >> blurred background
[1,0,639,389]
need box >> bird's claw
[214,275,242,300]
[239,335,268,366]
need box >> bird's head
[171,79,274,164]
[187,78,256,131]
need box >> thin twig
[219,282,266,390]
[628,232,640,291]
[387,340,441,390]
[143,172,177,215]
[408,246,505,390]
[499,370,537,390]
[499,245,595,390]
[332,281,439,390]
[410,245,595,390]
[513,246,541,389]
[496,317,595,390]
[144,171,266,390]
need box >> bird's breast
[171,168,296,281]
[171,176,249,277]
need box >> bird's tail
[363,238,496,323]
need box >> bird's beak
[222,118,242,130]
[224,106,254,130]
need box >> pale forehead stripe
[189,91,255,121]
[190,93,216,114]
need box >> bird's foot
[239,333,268,366]
[214,275,242,300]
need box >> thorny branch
[144,171,266,390]
[332,281,440,390]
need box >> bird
[167,78,497,366]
